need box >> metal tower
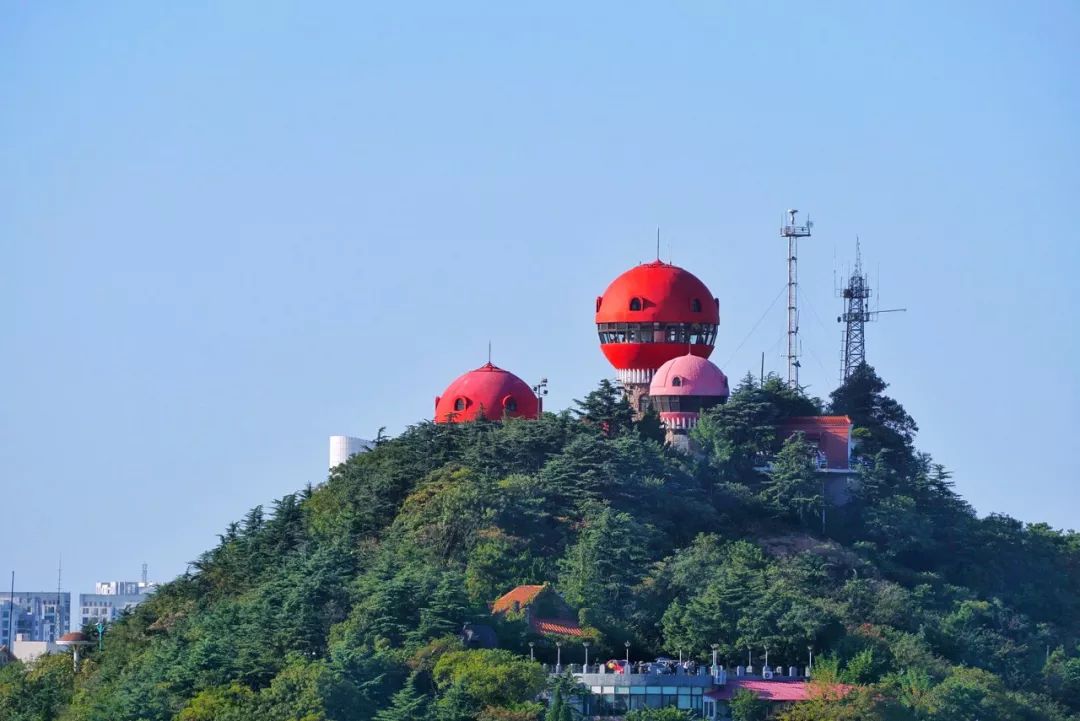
[781,209,812,387]
[838,240,905,380]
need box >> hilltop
[2,365,1079,721]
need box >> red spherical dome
[434,362,540,424]
[595,260,719,382]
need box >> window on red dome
[629,297,642,311]
[691,298,702,312]
[503,396,518,412]
[671,377,682,387]
[454,398,466,411]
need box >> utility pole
[7,572,13,651]
[55,556,62,642]
[781,209,812,388]
[838,240,905,380]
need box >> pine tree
[573,379,634,435]
[634,406,667,445]
[828,363,917,466]
[375,674,431,721]
[760,432,823,527]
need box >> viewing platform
[546,663,724,687]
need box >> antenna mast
[839,239,905,380]
[55,555,62,642]
[781,209,812,388]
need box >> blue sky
[3,1,1078,594]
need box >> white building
[78,580,157,627]
[328,435,372,468]
[10,635,60,663]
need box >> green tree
[760,432,823,527]
[729,688,768,721]
[557,506,653,631]
[634,406,667,445]
[433,650,546,709]
[375,673,431,721]
[544,687,568,721]
[573,380,634,435]
[828,363,917,467]
[176,683,256,721]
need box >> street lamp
[710,643,719,672]
[624,640,631,666]
[807,645,813,675]
[583,641,591,670]
[556,641,562,672]
[529,641,535,661]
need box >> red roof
[491,585,583,637]
[778,416,853,470]
[706,679,853,702]
[434,363,540,424]
[491,584,546,614]
[781,416,853,428]
[530,617,583,637]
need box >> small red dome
[595,260,719,380]
[434,363,540,424]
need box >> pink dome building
[648,353,729,447]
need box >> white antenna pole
[781,209,812,388]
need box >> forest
[2,364,1079,721]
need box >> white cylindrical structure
[328,436,370,468]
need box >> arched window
[691,298,702,312]
[454,398,466,411]
[671,376,682,387]
[504,396,518,412]
[629,297,642,311]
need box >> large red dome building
[434,362,540,424]
[595,260,719,412]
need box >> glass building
[563,667,719,717]
[575,684,707,716]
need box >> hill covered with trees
[3,365,1080,721]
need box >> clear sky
[3,1,1078,595]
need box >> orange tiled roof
[492,584,546,614]
[781,415,852,427]
[531,617,583,637]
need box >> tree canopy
[3,366,1079,721]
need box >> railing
[545,663,724,686]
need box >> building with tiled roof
[705,677,853,702]
[777,416,855,472]
[491,584,582,638]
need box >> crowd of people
[601,658,701,675]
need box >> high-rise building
[78,580,157,628]
[0,592,70,645]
